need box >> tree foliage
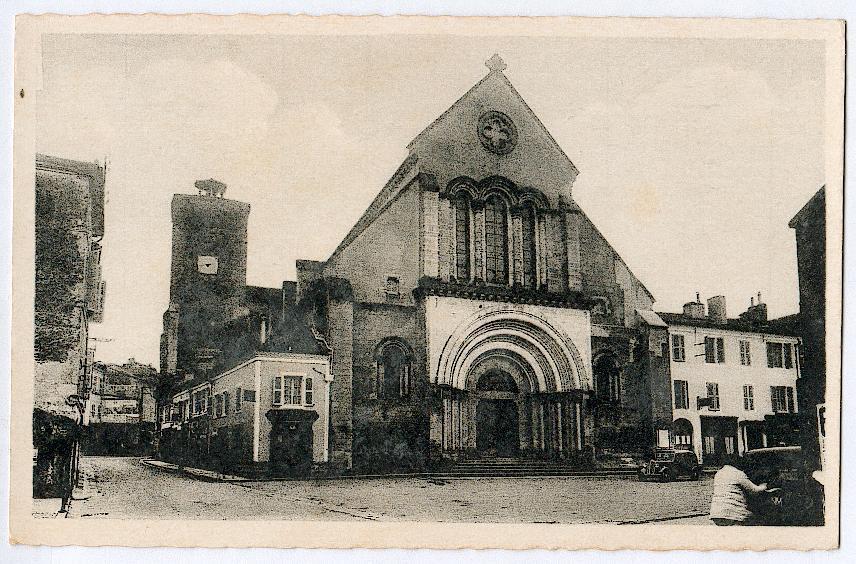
[34,186,84,363]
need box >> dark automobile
[744,446,824,526]
[638,448,702,482]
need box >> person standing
[709,460,768,526]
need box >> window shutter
[273,376,282,406]
[305,377,313,405]
[704,337,715,363]
[784,344,793,369]
[716,338,725,363]
[787,387,795,413]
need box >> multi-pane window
[705,337,725,363]
[235,387,242,412]
[454,195,470,281]
[739,340,752,366]
[673,380,689,409]
[704,435,716,455]
[521,204,538,288]
[222,391,230,416]
[484,196,509,284]
[376,341,411,398]
[767,342,794,368]
[304,377,314,405]
[671,334,686,362]
[725,436,736,455]
[706,382,720,410]
[273,375,302,407]
[191,389,208,416]
[743,384,755,410]
[771,386,796,413]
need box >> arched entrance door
[475,370,519,456]
[673,418,693,449]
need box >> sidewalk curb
[141,458,249,482]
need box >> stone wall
[350,303,428,471]
[168,194,250,374]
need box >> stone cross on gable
[485,53,507,72]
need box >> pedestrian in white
[709,459,767,526]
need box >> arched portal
[432,310,590,460]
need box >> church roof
[407,54,579,177]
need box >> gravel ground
[65,456,714,524]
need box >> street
[63,456,713,524]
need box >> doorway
[700,416,739,467]
[476,399,519,456]
[266,409,318,477]
[474,369,520,456]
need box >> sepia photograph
[8,13,843,551]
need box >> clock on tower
[197,255,219,275]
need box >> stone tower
[160,179,250,376]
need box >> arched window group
[451,185,542,288]
[374,340,412,399]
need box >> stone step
[431,469,637,478]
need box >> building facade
[160,352,332,476]
[303,55,671,472]
[33,154,106,500]
[83,359,158,456]
[789,187,826,470]
[660,295,801,466]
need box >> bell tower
[160,179,250,376]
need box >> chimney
[740,292,768,323]
[682,292,706,319]
[707,295,727,325]
[194,178,227,198]
[296,259,325,299]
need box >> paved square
[63,457,713,524]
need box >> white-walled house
[161,352,333,476]
[659,295,801,466]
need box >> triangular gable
[407,59,579,205]
[408,67,579,177]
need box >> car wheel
[691,468,701,481]
[660,470,672,483]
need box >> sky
[36,33,826,367]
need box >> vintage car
[638,448,702,482]
[744,446,825,526]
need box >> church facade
[158,56,676,475]
[303,56,673,472]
